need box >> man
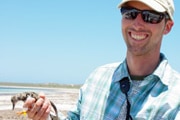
[24,0,180,119]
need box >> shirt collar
[112,53,168,85]
[151,53,169,85]
[112,59,129,83]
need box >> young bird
[11,92,59,120]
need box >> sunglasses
[120,7,169,24]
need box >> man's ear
[163,20,174,35]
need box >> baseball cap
[117,0,175,20]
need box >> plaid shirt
[61,53,180,120]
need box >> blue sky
[0,0,180,84]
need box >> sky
[0,0,180,84]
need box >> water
[0,86,54,95]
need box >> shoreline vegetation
[0,82,82,89]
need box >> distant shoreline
[0,82,82,89]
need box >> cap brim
[117,0,166,13]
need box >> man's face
[121,1,173,56]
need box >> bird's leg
[17,110,27,116]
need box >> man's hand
[24,92,52,120]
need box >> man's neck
[126,52,160,76]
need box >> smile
[131,33,147,40]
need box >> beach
[0,86,79,120]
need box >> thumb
[38,92,46,99]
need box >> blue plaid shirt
[61,53,180,120]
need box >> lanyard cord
[120,78,133,120]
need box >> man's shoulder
[85,62,122,84]
[163,63,180,86]
[97,62,122,69]
[165,64,180,78]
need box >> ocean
[0,86,55,95]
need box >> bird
[11,91,59,120]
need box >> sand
[0,87,79,120]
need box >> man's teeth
[131,34,146,40]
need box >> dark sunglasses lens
[142,11,164,24]
[121,7,138,20]
[121,7,165,24]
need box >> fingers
[23,96,36,109]
[24,93,51,120]
[39,103,51,120]
[28,97,44,118]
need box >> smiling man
[24,0,180,120]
